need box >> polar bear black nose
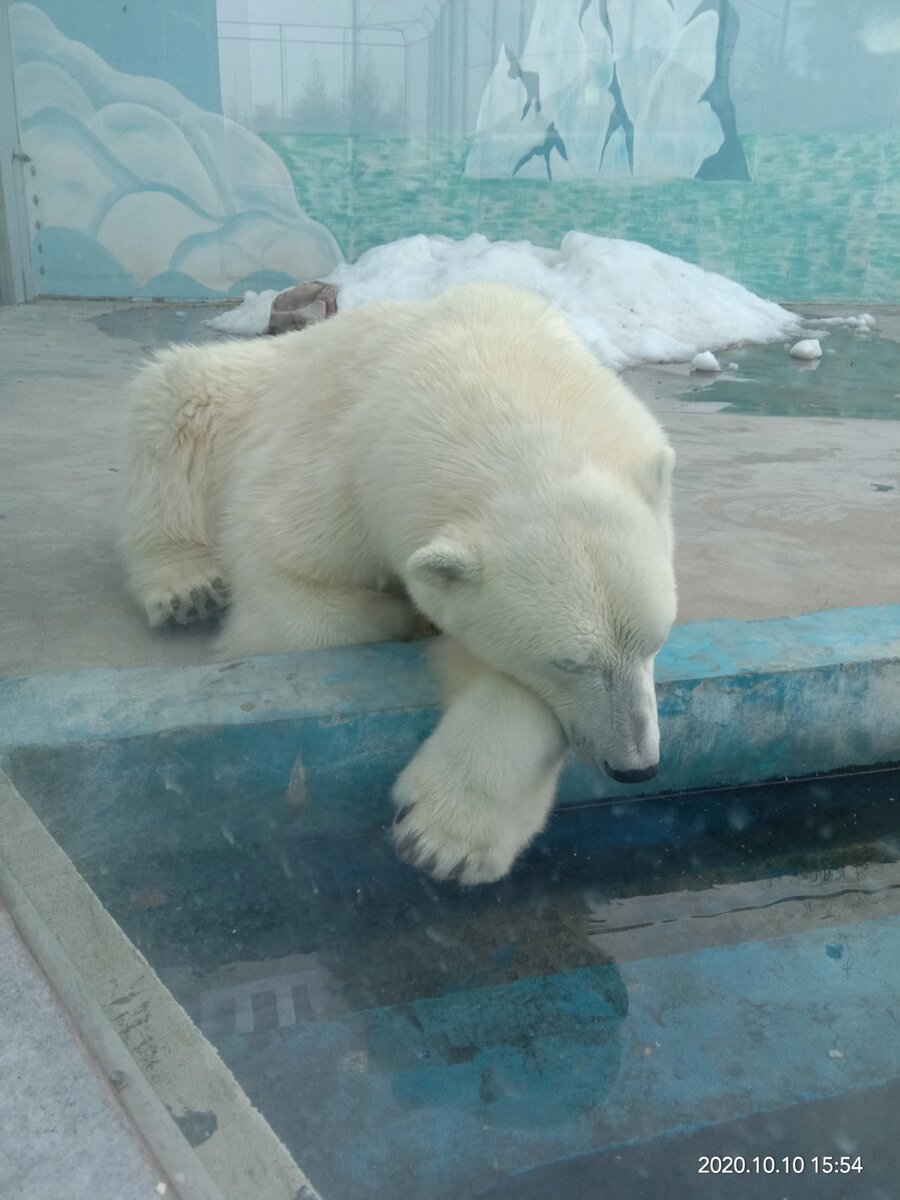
[604,762,658,784]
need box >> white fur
[122,282,676,884]
[392,637,569,884]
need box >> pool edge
[0,769,322,1200]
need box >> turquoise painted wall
[7,0,900,302]
[25,0,222,112]
[8,1,344,297]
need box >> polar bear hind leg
[215,564,425,660]
[121,348,231,627]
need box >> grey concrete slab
[640,380,900,621]
[0,772,320,1200]
[0,905,177,1200]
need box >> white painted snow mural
[9,3,343,297]
[466,0,749,183]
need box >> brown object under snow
[266,281,339,335]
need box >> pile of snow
[207,290,280,335]
[813,314,876,330]
[210,232,802,370]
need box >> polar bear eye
[553,657,587,675]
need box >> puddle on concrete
[679,324,900,420]
[92,303,234,345]
[7,730,900,1200]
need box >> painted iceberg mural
[466,0,749,183]
[9,3,344,297]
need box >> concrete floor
[0,299,898,678]
[0,297,898,1199]
[0,907,176,1200]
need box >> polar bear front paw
[390,770,523,887]
[145,574,229,627]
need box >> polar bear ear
[638,445,675,508]
[407,539,481,588]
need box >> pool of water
[92,302,232,345]
[7,725,900,1200]
[678,324,900,422]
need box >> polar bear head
[405,453,676,783]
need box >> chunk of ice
[790,338,823,360]
[690,351,721,372]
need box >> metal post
[279,24,286,126]
[427,21,434,139]
[461,0,468,133]
[351,0,359,135]
[404,40,409,137]
[0,0,34,301]
[444,3,452,134]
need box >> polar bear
[122,282,676,884]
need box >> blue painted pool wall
[1,607,898,827]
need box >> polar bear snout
[571,730,660,783]
[561,661,662,784]
[564,720,659,782]
[603,761,658,784]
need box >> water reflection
[677,324,900,419]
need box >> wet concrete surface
[91,301,233,346]
[677,323,900,422]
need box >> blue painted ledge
[1,606,898,817]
